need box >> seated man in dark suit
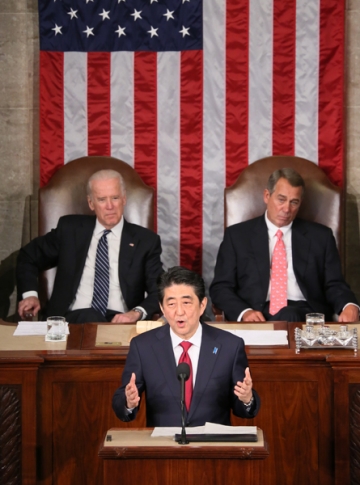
[112,267,260,427]
[16,169,163,323]
[210,168,359,323]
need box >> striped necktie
[91,229,111,316]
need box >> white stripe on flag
[295,0,319,163]
[202,0,226,289]
[64,52,87,163]
[157,52,181,271]
[248,0,273,163]
[111,52,134,167]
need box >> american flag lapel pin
[213,347,218,355]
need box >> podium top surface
[99,428,268,460]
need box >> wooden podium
[99,428,269,485]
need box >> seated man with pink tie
[112,267,260,427]
[210,168,359,323]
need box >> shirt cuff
[132,306,147,320]
[243,395,254,412]
[22,291,38,300]
[238,308,253,322]
[343,303,360,311]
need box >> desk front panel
[1,322,360,485]
[34,351,332,485]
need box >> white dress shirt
[265,213,305,302]
[126,324,203,413]
[238,212,357,320]
[238,211,305,321]
[24,217,146,317]
[70,218,127,312]
[170,324,203,387]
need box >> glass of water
[46,316,66,341]
[306,313,325,326]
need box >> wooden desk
[1,321,359,485]
[99,428,269,485]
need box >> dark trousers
[64,308,119,323]
[262,300,313,322]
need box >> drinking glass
[46,316,66,341]
[305,313,325,326]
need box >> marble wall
[0,1,359,320]
[0,1,39,319]
[346,0,360,299]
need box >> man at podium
[112,267,260,427]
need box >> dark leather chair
[39,156,154,303]
[213,155,343,320]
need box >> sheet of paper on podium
[225,329,288,345]
[152,422,257,438]
[13,322,70,336]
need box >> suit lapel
[151,325,180,404]
[73,217,96,294]
[119,220,137,300]
[188,324,221,419]
[292,219,311,294]
[252,216,271,300]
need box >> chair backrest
[225,155,343,250]
[38,156,154,301]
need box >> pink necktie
[179,341,193,411]
[269,229,287,315]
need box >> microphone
[176,363,190,445]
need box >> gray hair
[87,170,126,198]
[267,168,305,196]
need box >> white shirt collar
[170,322,203,350]
[94,217,124,238]
[264,210,293,238]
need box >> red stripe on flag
[180,50,203,274]
[272,0,296,155]
[133,52,158,230]
[39,51,64,187]
[87,52,111,156]
[225,0,249,186]
[318,0,345,186]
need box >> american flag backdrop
[38,0,345,290]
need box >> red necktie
[269,229,287,315]
[179,341,193,411]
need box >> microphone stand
[176,363,190,445]
[179,376,189,445]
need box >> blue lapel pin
[213,347,218,354]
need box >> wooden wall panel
[0,385,22,485]
[0,356,41,485]
[232,357,333,485]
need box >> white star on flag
[83,26,95,37]
[52,24,62,35]
[163,9,174,21]
[131,9,142,21]
[67,9,78,20]
[99,9,110,21]
[115,25,126,37]
[148,26,158,38]
[179,26,190,37]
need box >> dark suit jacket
[210,215,358,321]
[112,323,260,427]
[16,215,163,318]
